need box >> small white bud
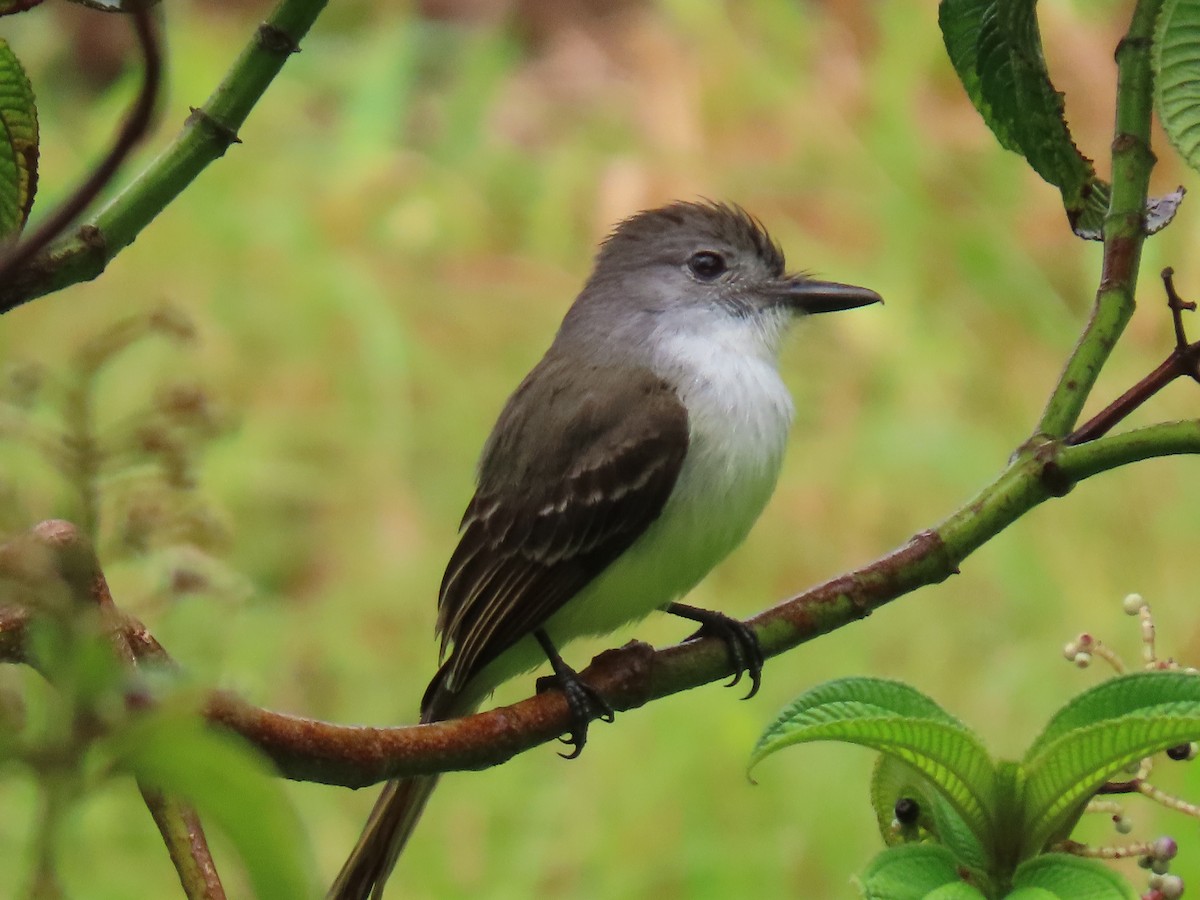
[1123,593,1146,615]
[1158,873,1185,899]
[1074,652,1092,668]
[1062,641,1079,660]
[1114,815,1133,834]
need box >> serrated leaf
[105,710,318,900]
[981,2,1093,188]
[940,0,1188,240]
[1022,679,1200,853]
[857,844,985,900]
[752,678,998,847]
[940,0,1018,150]
[1010,853,1137,899]
[0,39,37,237]
[1026,672,1200,760]
[940,1,1106,234]
[1155,0,1200,174]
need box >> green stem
[1057,419,1200,479]
[1034,0,1162,438]
[0,0,329,313]
[140,786,227,900]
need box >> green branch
[0,0,329,314]
[1058,419,1200,479]
[1035,0,1163,438]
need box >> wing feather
[433,360,689,695]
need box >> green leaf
[104,710,318,900]
[1009,853,1137,899]
[1025,671,1200,759]
[857,844,986,900]
[1021,674,1200,854]
[939,0,1109,238]
[1155,0,1200,174]
[751,678,998,848]
[872,755,991,875]
[940,0,1016,148]
[0,38,36,236]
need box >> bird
[329,200,881,899]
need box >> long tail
[328,673,476,900]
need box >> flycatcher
[331,201,881,898]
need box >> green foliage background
[3,0,1200,896]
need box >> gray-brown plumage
[330,201,881,899]
[430,359,688,701]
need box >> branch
[0,0,329,314]
[6,393,1200,788]
[139,787,227,900]
[1034,0,1162,438]
[1058,420,1200,480]
[1069,269,1200,444]
[0,2,160,293]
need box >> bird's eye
[686,250,727,281]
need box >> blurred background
[2,0,1200,896]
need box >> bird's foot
[534,630,615,759]
[666,603,764,699]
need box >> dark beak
[778,278,883,314]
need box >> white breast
[543,308,795,643]
[466,308,798,696]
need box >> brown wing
[433,357,689,696]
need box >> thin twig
[0,0,329,314]
[1068,269,1200,444]
[0,3,161,293]
[140,787,227,900]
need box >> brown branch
[0,2,162,300]
[0,520,960,787]
[1067,268,1200,445]
[2,394,1198,791]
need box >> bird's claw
[668,603,764,699]
[534,630,615,759]
[553,674,614,759]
